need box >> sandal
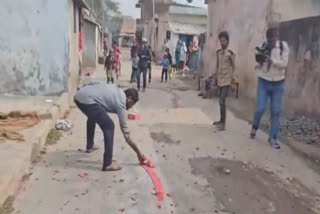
[86,146,99,153]
[102,162,122,172]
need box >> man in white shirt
[250,28,289,149]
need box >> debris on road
[0,111,40,141]
[55,119,73,132]
[118,208,125,212]
[224,168,232,175]
[78,173,88,178]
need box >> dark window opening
[166,31,171,40]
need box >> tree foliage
[84,0,123,35]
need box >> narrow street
[13,49,320,214]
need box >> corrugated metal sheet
[169,22,206,35]
[169,5,207,16]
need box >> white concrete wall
[67,0,81,104]
[0,0,70,95]
[272,0,320,23]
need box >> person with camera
[212,31,236,131]
[250,28,289,149]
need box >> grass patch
[46,129,62,145]
[0,196,15,214]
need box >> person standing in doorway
[212,31,236,131]
[74,83,146,171]
[137,38,151,92]
[180,42,187,72]
[250,28,289,149]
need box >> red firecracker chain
[142,159,164,201]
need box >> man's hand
[127,139,146,164]
[137,153,146,164]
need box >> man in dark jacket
[137,38,151,91]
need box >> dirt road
[12,49,320,214]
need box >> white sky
[116,0,207,19]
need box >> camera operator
[250,28,289,149]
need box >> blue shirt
[162,58,170,70]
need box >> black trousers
[148,63,152,82]
[161,69,168,81]
[137,67,147,90]
[75,100,115,167]
[219,86,230,123]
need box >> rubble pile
[280,116,320,145]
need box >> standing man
[212,31,236,131]
[137,38,151,91]
[74,83,146,171]
[250,28,289,149]
[130,41,139,83]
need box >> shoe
[269,139,280,149]
[86,146,99,153]
[142,88,146,92]
[250,128,257,139]
[213,121,223,126]
[216,123,225,131]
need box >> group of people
[130,38,152,92]
[175,40,199,74]
[208,28,289,150]
[104,42,121,84]
[72,27,289,173]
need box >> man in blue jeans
[137,38,151,92]
[74,83,146,171]
[250,28,289,149]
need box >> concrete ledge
[0,92,72,206]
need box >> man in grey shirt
[74,82,145,171]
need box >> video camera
[255,42,272,64]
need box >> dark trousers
[148,63,152,82]
[219,86,230,123]
[131,67,137,83]
[161,69,168,81]
[137,67,147,90]
[75,100,115,167]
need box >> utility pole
[152,0,155,20]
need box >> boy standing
[213,31,236,131]
[161,53,170,82]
